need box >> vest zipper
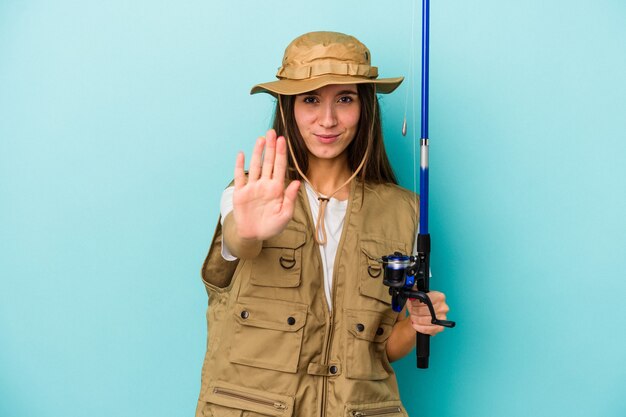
[212,387,287,411]
[320,310,333,417]
[320,182,355,417]
[351,406,403,417]
[320,224,341,417]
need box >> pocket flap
[263,227,306,249]
[360,237,407,261]
[234,297,307,332]
[202,381,295,417]
[345,309,395,342]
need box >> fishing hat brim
[250,31,404,97]
[251,74,404,96]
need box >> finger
[408,298,427,307]
[408,292,444,306]
[412,323,445,336]
[410,299,448,313]
[234,151,246,190]
[273,136,288,182]
[261,130,276,179]
[427,292,449,315]
[411,315,435,326]
[248,136,266,182]
[279,180,301,220]
[407,299,430,314]
[409,310,444,333]
[438,304,450,315]
[408,301,448,319]
[428,291,446,303]
[408,293,447,313]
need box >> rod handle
[417,333,430,369]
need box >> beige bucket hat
[251,31,404,96]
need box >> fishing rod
[381,0,455,369]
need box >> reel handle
[389,287,455,368]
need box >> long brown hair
[272,84,398,185]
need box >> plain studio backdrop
[1,1,625,416]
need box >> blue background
[1,1,625,416]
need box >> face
[293,84,361,163]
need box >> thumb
[281,180,301,217]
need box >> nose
[318,102,338,128]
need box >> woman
[197,31,450,417]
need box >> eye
[338,95,356,104]
[302,96,318,104]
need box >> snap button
[287,316,296,325]
[356,323,365,332]
[329,365,338,375]
[376,327,384,336]
[240,311,249,319]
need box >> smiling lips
[315,133,341,144]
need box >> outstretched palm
[233,129,301,241]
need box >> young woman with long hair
[197,31,450,417]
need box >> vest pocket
[229,297,308,373]
[359,238,408,304]
[201,381,295,417]
[251,227,306,288]
[344,309,395,380]
[345,400,408,417]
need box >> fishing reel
[381,252,456,328]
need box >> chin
[311,152,343,161]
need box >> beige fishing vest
[196,180,418,417]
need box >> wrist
[224,215,263,259]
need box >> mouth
[314,133,341,144]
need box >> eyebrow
[303,89,359,96]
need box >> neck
[306,155,352,200]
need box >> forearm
[386,315,416,363]
[223,213,263,259]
